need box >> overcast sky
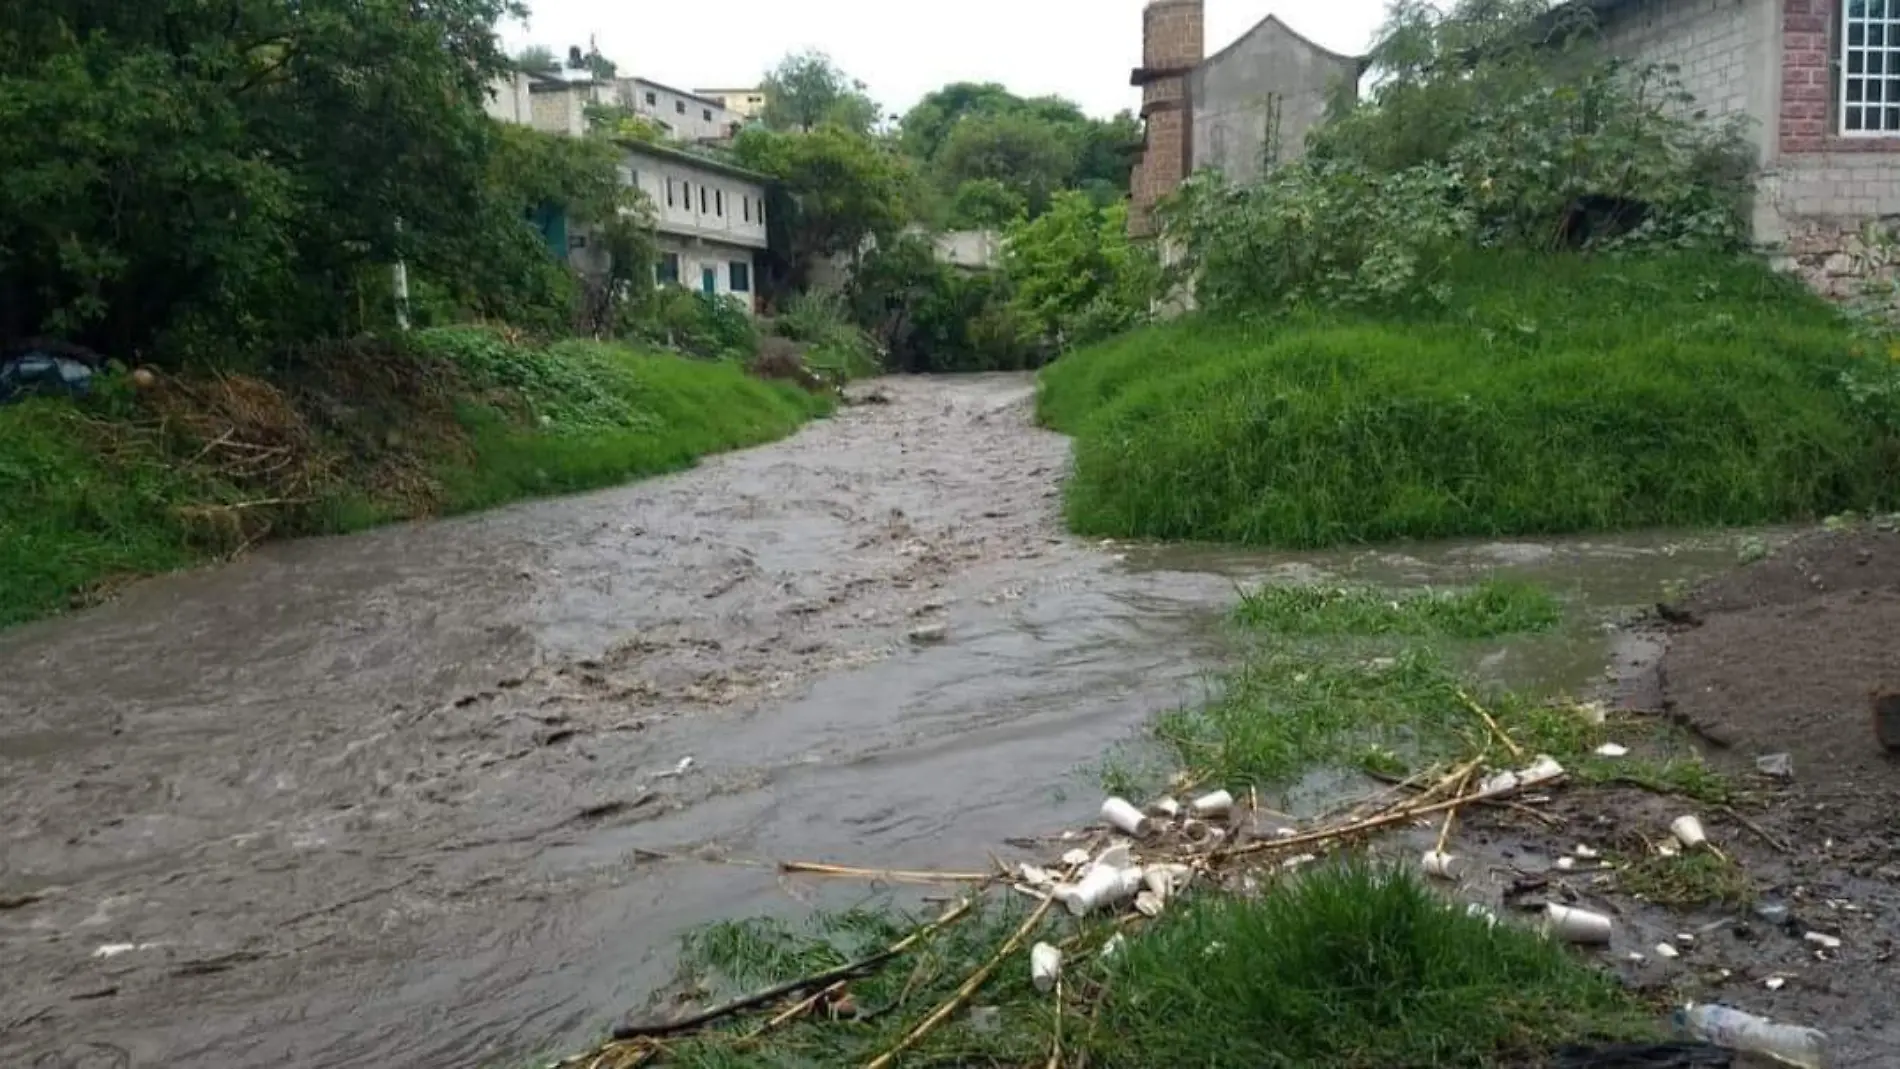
[500,1,1392,118]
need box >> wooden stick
[614,949,901,1040]
[1719,804,1792,854]
[736,897,977,1046]
[1229,779,1523,860]
[1457,688,1524,761]
[1434,765,1476,854]
[778,860,995,884]
[863,885,1064,1068]
[1044,975,1064,1069]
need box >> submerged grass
[1615,850,1756,909]
[1038,252,1899,547]
[630,863,1651,1069]
[0,329,830,628]
[1236,577,1564,638]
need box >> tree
[935,112,1077,218]
[898,85,1141,219]
[0,0,581,359]
[731,125,916,291]
[760,50,878,134]
[950,179,1027,228]
[515,45,561,73]
[1002,192,1159,347]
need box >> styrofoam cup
[1670,815,1707,849]
[1421,850,1465,880]
[1149,797,1181,818]
[1546,903,1614,944]
[1030,942,1063,992]
[1189,789,1234,818]
[1519,755,1566,786]
[1101,797,1151,837]
[1060,863,1142,916]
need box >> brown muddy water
[0,375,1777,1069]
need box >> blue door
[701,267,717,297]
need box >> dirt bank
[1468,527,1900,1067]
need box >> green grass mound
[0,331,828,629]
[1236,577,1563,638]
[636,865,1650,1068]
[1038,252,1900,546]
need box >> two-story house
[620,79,744,142]
[619,141,770,312]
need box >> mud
[1466,527,1900,1068]
[0,373,1800,1069]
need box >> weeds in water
[1616,851,1755,909]
[1038,252,1899,547]
[1236,578,1564,639]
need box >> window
[715,189,724,216]
[1844,0,1900,134]
[666,178,675,207]
[703,108,713,122]
[729,261,751,293]
[700,186,708,213]
[757,200,766,227]
[675,99,686,114]
[645,91,657,106]
[657,252,680,284]
[743,196,751,223]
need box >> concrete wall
[622,148,769,251]
[529,84,588,138]
[932,229,1003,271]
[1597,0,1771,131]
[654,235,759,311]
[1189,16,1362,186]
[698,88,769,120]
[623,79,741,142]
[484,72,535,125]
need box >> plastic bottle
[1677,1004,1828,1068]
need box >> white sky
[500,1,1393,119]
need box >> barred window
[1843,0,1900,134]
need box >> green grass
[1615,850,1755,909]
[1237,578,1564,639]
[0,330,829,629]
[1038,251,1900,547]
[614,863,1652,1069]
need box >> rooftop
[618,138,772,185]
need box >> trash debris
[1133,890,1165,918]
[1764,976,1787,991]
[1098,933,1125,960]
[1099,797,1151,838]
[1755,753,1794,779]
[1574,700,1609,726]
[1655,942,1681,960]
[1594,743,1630,758]
[1677,1003,1827,1069]
[1545,903,1614,944]
[1557,857,1578,871]
[1018,864,1056,887]
[1189,790,1234,818]
[907,623,948,645]
[1754,902,1791,926]
[1802,931,1841,950]
[0,346,99,406]
[1465,903,1499,928]
[656,756,695,779]
[1057,859,1143,917]
[1421,850,1464,880]
[1574,844,1601,860]
[1149,797,1181,819]
[1029,943,1062,992]
[1059,848,1091,868]
[1670,815,1708,850]
[1520,755,1566,786]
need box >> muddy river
[0,376,1767,1069]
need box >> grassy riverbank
[1038,252,1900,547]
[0,328,830,628]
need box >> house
[696,87,771,121]
[620,78,745,142]
[617,140,770,312]
[1127,2,1365,236]
[1591,0,1900,296]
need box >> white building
[619,141,770,312]
[619,78,743,143]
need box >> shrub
[1002,192,1161,346]
[775,291,881,378]
[1040,252,1898,547]
[625,290,758,360]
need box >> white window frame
[1841,0,1900,136]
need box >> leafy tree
[760,50,878,134]
[898,82,1025,162]
[950,179,1028,229]
[899,84,1140,220]
[732,125,916,291]
[935,112,1077,218]
[515,45,561,73]
[1002,192,1159,346]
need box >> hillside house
[696,87,771,120]
[1128,2,1365,235]
[615,141,770,312]
[1593,0,1900,295]
[621,79,745,142]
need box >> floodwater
[0,375,1771,1069]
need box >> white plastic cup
[1096,842,1134,871]
[1060,863,1142,916]
[1519,755,1566,786]
[1546,903,1614,944]
[1144,863,1191,898]
[1421,850,1465,880]
[1189,789,1234,818]
[1030,942,1063,992]
[1134,890,1165,918]
[1150,797,1182,818]
[1100,797,1151,837]
[1671,815,1708,849]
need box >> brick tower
[1129,0,1205,238]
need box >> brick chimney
[1129,0,1205,237]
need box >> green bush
[775,292,881,378]
[624,289,759,360]
[1040,252,1899,547]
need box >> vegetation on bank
[1041,252,1900,547]
[0,331,827,628]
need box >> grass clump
[1038,252,1899,547]
[1237,578,1564,639]
[0,331,829,629]
[1616,851,1755,909]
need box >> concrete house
[621,78,744,142]
[619,141,770,312]
[1128,2,1365,235]
[1593,0,1900,295]
[696,86,771,121]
